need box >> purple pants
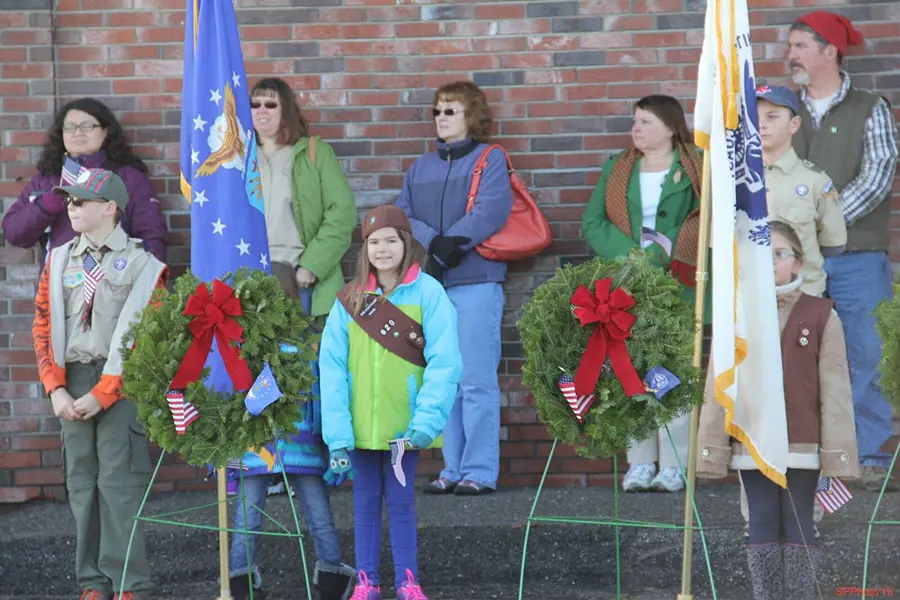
[351,449,419,588]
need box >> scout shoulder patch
[62,267,84,288]
[822,179,838,203]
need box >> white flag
[694,0,789,486]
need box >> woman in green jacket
[581,94,704,495]
[223,77,357,600]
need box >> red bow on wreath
[570,278,645,401]
[167,280,253,434]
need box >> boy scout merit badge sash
[338,283,427,367]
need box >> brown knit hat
[362,204,412,238]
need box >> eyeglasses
[432,108,463,118]
[251,101,278,109]
[65,196,106,207]
[62,122,102,135]
[773,249,796,262]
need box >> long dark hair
[37,98,148,176]
[251,77,309,146]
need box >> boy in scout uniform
[757,84,847,296]
[32,168,166,600]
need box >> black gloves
[429,235,471,269]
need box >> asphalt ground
[2,481,899,599]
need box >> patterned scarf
[604,143,704,286]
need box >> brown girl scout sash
[338,282,426,367]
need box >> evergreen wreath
[518,250,702,459]
[875,286,900,411]
[121,268,317,468]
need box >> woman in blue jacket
[395,80,513,495]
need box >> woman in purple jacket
[395,80,513,496]
[3,98,167,264]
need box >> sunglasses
[251,101,279,109]
[65,196,107,207]
[432,108,464,118]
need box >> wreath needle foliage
[518,250,702,459]
[121,268,318,468]
[876,285,900,411]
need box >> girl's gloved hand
[405,430,433,450]
[324,448,354,486]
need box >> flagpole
[677,150,712,600]
[217,467,233,600]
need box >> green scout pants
[61,361,153,596]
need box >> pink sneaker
[349,571,382,600]
[396,569,428,600]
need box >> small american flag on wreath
[815,476,852,514]
[558,371,595,423]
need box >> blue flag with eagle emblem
[180,0,270,283]
[180,0,270,395]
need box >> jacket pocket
[129,421,152,473]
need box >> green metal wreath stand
[119,444,313,600]
[861,443,900,593]
[516,426,718,600]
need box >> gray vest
[793,87,886,252]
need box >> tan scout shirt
[259,145,304,266]
[63,226,146,362]
[35,224,166,408]
[764,148,847,296]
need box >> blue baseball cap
[756,85,800,116]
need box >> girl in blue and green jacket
[320,204,463,600]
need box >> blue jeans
[352,449,419,588]
[440,282,503,488]
[824,251,894,467]
[229,473,342,585]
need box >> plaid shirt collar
[799,70,852,120]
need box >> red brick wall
[1,1,898,502]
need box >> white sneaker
[651,467,685,492]
[623,463,657,492]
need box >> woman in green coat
[223,77,357,600]
[581,94,704,495]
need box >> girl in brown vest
[696,221,858,600]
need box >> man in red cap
[788,12,899,493]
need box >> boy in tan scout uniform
[33,168,166,600]
[757,84,847,296]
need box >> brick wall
[1,0,898,502]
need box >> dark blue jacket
[395,137,514,288]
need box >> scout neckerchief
[80,247,108,330]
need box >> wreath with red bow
[120,268,317,467]
[518,250,702,458]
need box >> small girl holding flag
[319,204,462,600]
[697,221,858,600]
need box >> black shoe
[316,570,353,600]
[229,575,256,600]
